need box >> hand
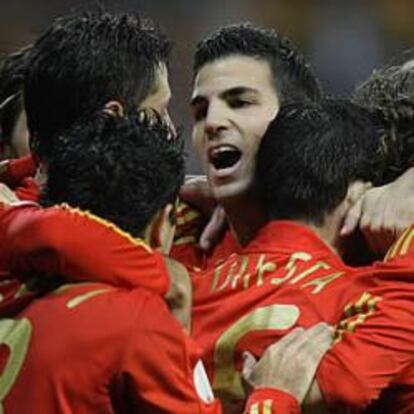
[180,176,228,253]
[341,168,414,256]
[180,175,216,215]
[0,183,19,204]
[164,258,192,332]
[242,323,333,404]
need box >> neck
[221,193,267,246]
[306,211,343,255]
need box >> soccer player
[185,23,322,255]
[255,101,414,412]
[0,11,334,414]
[0,103,219,412]
[339,54,414,257]
[0,108,335,413]
[14,99,414,412]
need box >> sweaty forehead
[192,55,275,99]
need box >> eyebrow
[190,86,258,108]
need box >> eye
[191,103,208,122]
[228,98,253,109]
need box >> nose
[204,100,229,139]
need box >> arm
[316,280,414,410]
[0,203,170,296]
[244,324,333,414]
[341,167,414,257]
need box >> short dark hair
[25,11,171,161]
[41,110,184,237]
[257,100,381,225]
[0,45,32,147]
[352,56,414,184]
[193,23,322,104]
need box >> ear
[346,180,372,207]
[102,100,125,117]
[145,203,176,254]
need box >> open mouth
[209,146,242,170]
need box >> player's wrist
[245,388,300,414]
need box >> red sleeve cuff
[5,154,37,187]
[245,388,300,414]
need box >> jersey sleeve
[0,203,170,296]
[0,155,37,187]
[245,389,300,414]
[316,276,414,410]
[0,155,40,202]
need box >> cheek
[245,122,270,157]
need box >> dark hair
[0,45,32,147]
[257,100,381,225]
[41,110,184,237]
[25,11,171,161]
[352,55,414,184]
[193,23,322,104]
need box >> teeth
[211,145,238,156]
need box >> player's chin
[210,177,252,203]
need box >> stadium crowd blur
[1,0,414,171]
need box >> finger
[242,351,257,382]
[287,323,333,355]
[361,206,387,256]
[341,196,364,236]
[199,207,227,252]
[293,324,333,373]
[297,322,332,344]
[179,176,216,213]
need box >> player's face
[140,64,174,130]
[191,56,279,202]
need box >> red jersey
[190,221,414,413]
[3,202,414,412]
[0,202,170,297]
[0,203,296,414]
[0,281,225,413]
[170,202,237,270]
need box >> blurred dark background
[1,0,413,172]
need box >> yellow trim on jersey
[334,291,382,343]
[249,402,259,414]
[67,288,112,309]
[399,227,414,256]
[384,226,413,261]
[176,209,201,226]
[263,399,273,414]
[176,201,189,214]
[58,203,151,252]
[173,235,197,246]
